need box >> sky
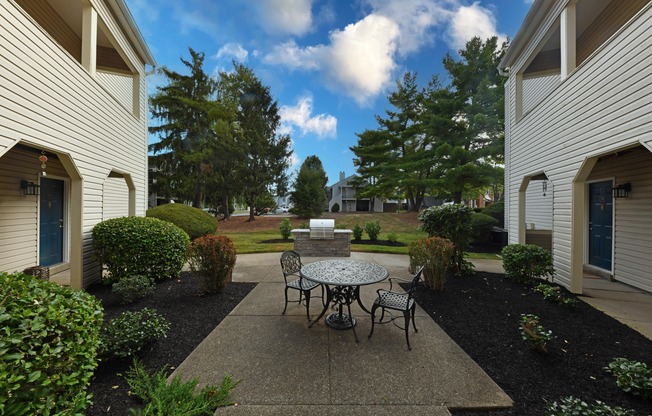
[126,0,534,189]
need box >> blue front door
[39,178,64,266]
[588,181,613,271]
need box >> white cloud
[254,0,314,36]
[289,153,301,171]
[216,43,249,63]
[448,2,506,51]
[265,14,399,106]
[280,95,337,139]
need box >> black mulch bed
[352,239,406,247]
[84,269,652,415]
[412,272,652,416]
[85,273,255,416]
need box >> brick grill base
[292,230,351,257]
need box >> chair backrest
[280,250,302,279]
[405,267,424,300]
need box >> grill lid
[309,219,335,239]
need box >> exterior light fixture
[542,181,547,196]
[21,180,40,196]
[612,183,631,199]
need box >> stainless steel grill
[309,219,335,239]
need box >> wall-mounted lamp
[21,180,40,196]
[542,181,548,196]
[612,183,631,199]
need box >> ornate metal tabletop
[300,260,388,286]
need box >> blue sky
[126,0,533,188]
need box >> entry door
[588,181,613,270]
[40,178,64,266]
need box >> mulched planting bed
[86,273,255,415]
[412,272,652,415]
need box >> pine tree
[291,156,328,218]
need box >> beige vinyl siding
[0,1,149,286]
[525,181,553,230]
[586,147,652,292]
[505,4,652,289]
[96,70,134,113]
[522,74,560,115]
[103,177,130,220]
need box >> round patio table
[300,259,388,341]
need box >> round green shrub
[352,224,364,240]
[100,308,170,358]
[501,243,554,283]
[280,218,293,240]
[483,201,504,228]
[147,203,218,240]
[112,275,156,304]
[0,272,103,416]
[364,220,381,241]
[188,235,237,294]
[331,202,340,213]
[93,216,190,282]
[470,213,499,245]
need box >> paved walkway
[171,252,652,415]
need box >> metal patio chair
[280,250,324,321]
[368,267,424,350]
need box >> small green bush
[483,201,504,228]
[0,272,103,416]
[502,244,554,283]
[408,237,455,291]
[93,216,190,283]
[352,224,364,240]
[188,235,237,294]
[418,204,475,276]
[605,358,652,399]
[100,308,170,358]
[387,232,398,243]
[364,220,381,241]
[470,213,499,245]
[331,202,340,213]
[298,222,309,229]
[546,396,635,416]
[533,283,577,308]
[280,218,293,240]
[112,275,156,304]
[147,203,218,240]
[125,359,238,415]
[519,314,554,354]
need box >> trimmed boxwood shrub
[0,272,103,416]
[483,201,504,228]
[364,220,381,241]
[470,213,499,245]
[352,224,364,241]
[188,235,237,294]
[93,216,190,282]
[112,275,156,304]
[501,243,554,283]
[147,203,218,240]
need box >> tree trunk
[453,191,462,204]
[193,185,203,208]
[248,204,256,222]
[222,195,231,220]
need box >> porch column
[560,0,577,79]
[81,0,97,76]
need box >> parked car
[276,206,289,213]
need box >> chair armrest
[387,276,411,290]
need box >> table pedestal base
[326,312,356,329]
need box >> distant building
[327,172,391,212]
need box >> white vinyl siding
[505,3,652,291]
[525,181,553,230]
[96,70,134,114]
[103,177,130,220]
[522,75,560,115]
[0,0,149,286]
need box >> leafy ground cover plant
[519,313,555,353]
[0,272,103,416]
[502,243,554,283]
[146,203,218,240]
[93,216,190,283]
[605,358,652,399]
[546,396,635,416]
[188,235,237,294]
[533,283,577,308]
[125,359,238,416]
[352,223,364,240]
[279,217,292,240]
[100,308,170,358]
[364,219,381,241]
[112,275,156,304]
[408,236,455,291]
